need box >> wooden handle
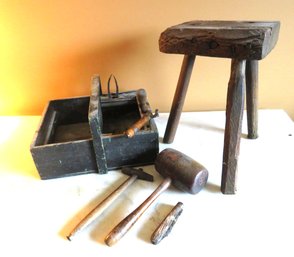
[125,115,150,138]
[151,202,183,244]
[104,177,172,246]
[67,175,138,241]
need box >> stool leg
[163,55,196,144]
[245,60,259,139]
[221,59,246,194]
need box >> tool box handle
[88,75,108,174]
[107,74,119,99]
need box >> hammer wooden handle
[105,177,172,246]
[67,175,138,241]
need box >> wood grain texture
[151,202,183,245]
[245,60,259,139]
[155,148,209,194]
[67,174,138,241]
[125,115,150,138]
[31,84,159,179]
[159,21,280,60]
[104,177,172,246]
[221,59,246,194]
[163,55,195,143]
[88,75,108,174]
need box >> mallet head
[155,148,208,194]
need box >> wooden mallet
[105,148,208,246]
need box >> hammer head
[155,148,208,194]
[121,167,154,182]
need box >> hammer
[67,167,153,241]
[104,148,208,246]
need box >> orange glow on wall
[0,1,293,118]
[0,116,40,178]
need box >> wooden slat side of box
[31,139,97,179]
[103,131,159,170]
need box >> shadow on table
[58,175,133,243]
[204,182,220,193]
[158,119,248,141]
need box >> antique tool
[125,109,159,138]
[124,88,159,138]
[67,167,153,241]
[104,148,208,246]
[136,88,152,114]
[151,201,184,245]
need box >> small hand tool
[151,202,184,245]
[124,88,159,138]
[104,148,208,246]
[67,167,153,241]
[125,109,159,138]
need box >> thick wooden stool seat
[160,20,280,59]
[159,20,280,194]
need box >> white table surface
[0,110,293,257]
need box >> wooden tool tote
[30,75,159,179]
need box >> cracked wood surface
[159,21,280,60]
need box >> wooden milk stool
[159,21,280,194]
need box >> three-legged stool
[159,21,280,194]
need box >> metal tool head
[121,167,154,182]
[150,109,159,118]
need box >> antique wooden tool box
[30,75,159,179]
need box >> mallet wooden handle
[105,177,172,246]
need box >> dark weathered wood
[43,110,57,145]
[163,55,195,144]
[159,21,280,194]
[103,126,158,170]
[105,177,172,246]
[31,139,98,179]
[88,76,108,174]
[221,59,246,194]
[245,60,259,139]
[159,21,280,60]
[30,97,98,179]
[136,88,152,114]
[151,202,183,245]
[31,81,159,179]
[155,148,209,194]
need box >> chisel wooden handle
[125,115,150,138]
[104,177,172,246]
